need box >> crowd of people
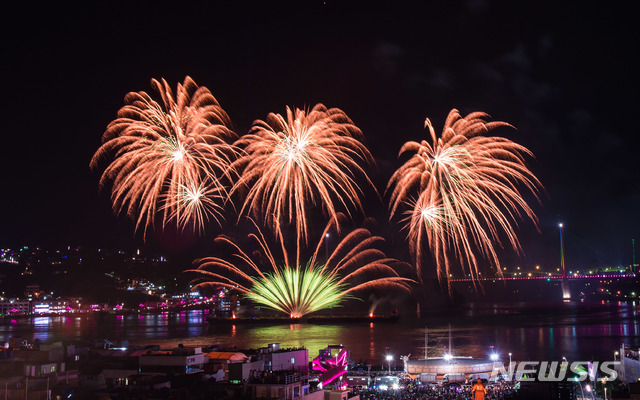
[350,377,518,400]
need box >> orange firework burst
[187,216,413,318]
[90,76,237,235]
[388,109,541,286]
[232,104,375,252]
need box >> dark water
[1,301,638,364]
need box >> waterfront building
[0,298,32,315]
[36,299,71,314]
[139,347,207,375]
[1,296,99,316]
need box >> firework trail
[187,216,414,318]
[90,76,237,235]
[387,109,541,286]
[232,104,375,257]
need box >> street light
[575,377,586,399]
[490,353,499,361]
[508,353,513,381]
[386,355,393,374]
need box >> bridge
[449,273,637,282]
[448,224,639,298]
[448,273,637,302]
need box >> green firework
[246,265,352,318]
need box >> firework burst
[188,216,414,318]
[388,109,541,286]
[90,76,237,235]
[232,104,375,250]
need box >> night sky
[2,1,638,273]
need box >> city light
[490,353,499,361]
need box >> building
[24,285,44,299]
[402,356,497,380]
[260,343,309,373]
[13,341,68,363]
[0,347,78,400]
[247,369,318,400]
[203,351,248,381]
[616,344,640,383]
[0,298,32,315]
[324,390,356,400]
[236,343,319,399]
[228,358,264,383]
[139,347,207,375]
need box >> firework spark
[188,216,413,318]
[90,76,237,235]
[388,109,541,286]
[232,104,375,251]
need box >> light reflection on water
[0,303,637,363]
